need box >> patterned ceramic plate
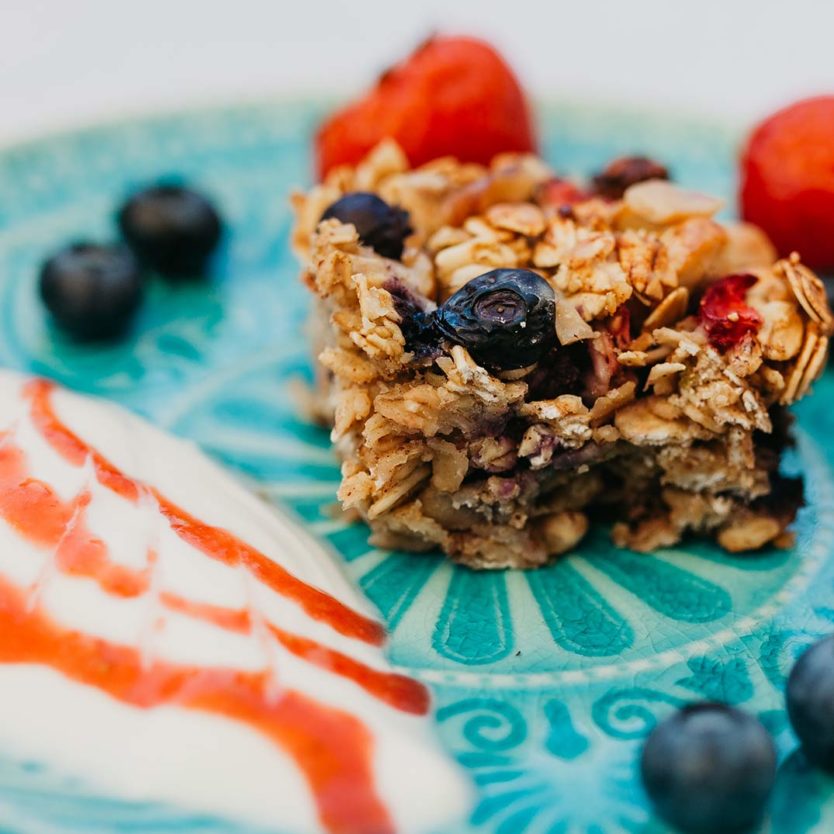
[0,99,833,834]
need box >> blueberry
[434,268,556,370]
[641,703,776,834]
[787,635,834,770]
[117,183,222,278]
[39,243,144,341]
[320,192,412,260]
[384,278,440,358]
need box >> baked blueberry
[787,635,834,770]
[117,183,222,278]
[592,155,669,200]
[434,268,556,370]
[320,192,412,260]
[39,242,144,340]
[641,703,776,834]
[385,278,440,358]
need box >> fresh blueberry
[434,268,556,370]
[320,192,412,260]
[787,635,834,770]
[592,155,669,200]
[39,242,144,341]
[117,183,222,278]
[641,703,776,834]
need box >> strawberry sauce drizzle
[26,379,385,647]
[0,577,394,834]
[0,379,438,834]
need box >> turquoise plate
[0,99,833,834]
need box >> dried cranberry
[592,156,670,200]
[608,305,632,350]
[537,178,590,212]
[699,274,763,351]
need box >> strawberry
[740,96,834,272]
[315,36,536,179]
[699,273,763,351]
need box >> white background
[1,0,833,145]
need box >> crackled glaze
[1,100,834,834]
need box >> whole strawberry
[315,36,536,179]
[740,96,834,273]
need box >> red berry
[608,305,632,350]
[699,274,763,351]
[740,96,834,272]
[592,156,669,200]
[315,36,536,179]
[537,177,591,211]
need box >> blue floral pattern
[0,99,832,833]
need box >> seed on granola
[591,155,669,200]
[434,268,556,369]
[320,192,413,259]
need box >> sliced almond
[778,254,833,333]
[781,325,820,404]
[796,334,829,401]
[617,350,650,367]
[555,299,595,345]
[628,332,655,352]
[463,216,512,242]
[486,202,546,237]
[643,287,690,331]
[624,180,723,225]
[367,464,432,519]
[755,300,804,361]
[588,381,636,425]
[646,362,687,389]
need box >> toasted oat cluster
[291,140,833,569]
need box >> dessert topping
[787,635,834,772]
[434,268,556,369]
[699,273,763,351]
[118,183,222,279]
[39,242,144,340]
[321,192,412,260]
[740,95,834,271]
[641,703,776,834]
[315,36,536,177]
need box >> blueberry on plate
[640,703,776,834]
[434,268,556,370]
[39,242,144,341]
[117,183,222,279]
[787,634,834,770]
[320,192,412,260]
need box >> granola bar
[291,140,832,569]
